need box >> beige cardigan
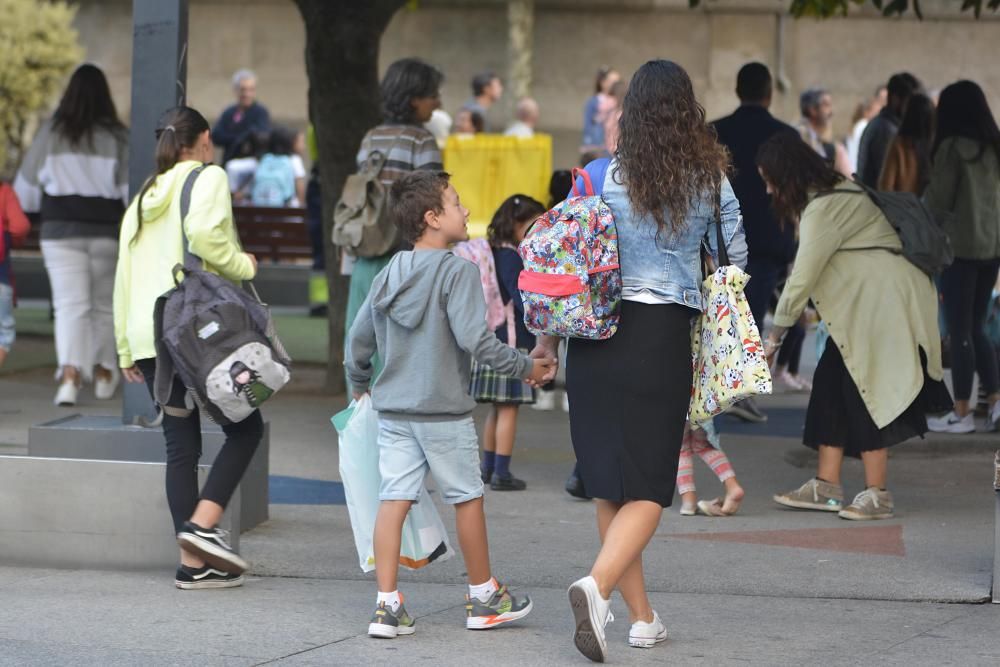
[773,181,943,428]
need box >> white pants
[40,237,119,380]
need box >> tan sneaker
[773,478,843,512]
[839,488,894,521]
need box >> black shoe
[481,469,493,484]
[308,304,328,318]
[490,474,527,491]
[727,397,768,423]
[177,521,249,575]
[564,471,589,500]
[174,564,244,590]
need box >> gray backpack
[818,179,954,277]
[153,166,291,425]
[332,132,404,257]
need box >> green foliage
[689,0,999,19]
[0,0,82,176]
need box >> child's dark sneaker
[465,581,533,629]
[368,602,415,638]
[176,521,248,575]
[490,474,527,491]
[174,565,243,590]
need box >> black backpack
[153,166,291,425]
[817,179,954,277]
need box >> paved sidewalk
[2,328,1000,665]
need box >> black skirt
[566,301,697,507]
[804,341,953,457]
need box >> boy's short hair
[389,171,451,244]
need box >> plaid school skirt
[469,351,536,405]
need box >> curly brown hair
[755,132,843,226]
[613,60,729,233]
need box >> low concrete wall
[28,415,270,532]
[0,455,239,570]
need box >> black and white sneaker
[174,565,244,590]
[176,521,249,575]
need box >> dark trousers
[745,256,782,331]
[940,258,1000,401]
[777,323,805,374]
[136,358,263,533]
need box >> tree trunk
[507,0,534,111]
[292,0,405,394]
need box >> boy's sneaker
[490,474,527,491]
[176,521,248,575]
[568,575,614,663]
[773,478,844,512]
[368,601,415,638]
[628,610,668,648]
[839,488,894,521]
[174,565,243,590]
[926,410,975,434]
[465,581,533,629]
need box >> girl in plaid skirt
[471,195,547,491]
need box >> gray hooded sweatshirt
[346,249,533,419]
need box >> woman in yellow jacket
[114,106,260,589]
[757,132,951,521]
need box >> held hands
[527,357,557,387]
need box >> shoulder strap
[366,129,408,176]
[179,164,207,272]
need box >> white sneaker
[54,381,79,407]
[926,411,975,434]
[94,367,121,400]
[987,403,1000,433]
[532,390,556,411]
[777,369,804,391]
[568,575,614,663]
[561,392,570,412]
[629,610,668,648]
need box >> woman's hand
[763,326,787,367]
[529,336,560,383]
[121,366,144,384]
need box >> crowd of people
[1,50,998,664]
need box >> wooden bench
[233,205,313,264]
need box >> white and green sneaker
[368,601,415,638]
[773,478,843,512]
[465,581,533,630]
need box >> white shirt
[504,122,534,138]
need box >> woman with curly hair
[760,132,951,519]
[344,58,444,377]
[533,60,746,661]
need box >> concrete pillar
[123,0,189,424]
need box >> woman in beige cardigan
[757,133,951,521]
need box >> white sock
[376,590,402,613]
[468,577,498,603]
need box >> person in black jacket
[712,63,797,423]
[856,72,922,188]
[212,69,271,165]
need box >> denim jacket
[583,159,747,311]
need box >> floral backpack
[517,167,621,339]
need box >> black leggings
[777,322,805,375]
[136,358,263,533]
[940,258,1000,402]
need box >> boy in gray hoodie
[346,171,554,638]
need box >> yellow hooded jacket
[113,161,255,368]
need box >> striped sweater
[14,120,129,240]
[355,124,443,186]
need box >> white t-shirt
[289,155,307,207]
[226,157,258,193]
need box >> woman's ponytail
[133,106,211,243]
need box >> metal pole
[122,0,189,424]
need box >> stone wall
[73,0,1000,168]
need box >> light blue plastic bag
[332,395,453,572]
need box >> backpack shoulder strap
[179,164,207,271]
[364,129,408,177]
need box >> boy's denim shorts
[0,283,14,352]
[377,415,484,505]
